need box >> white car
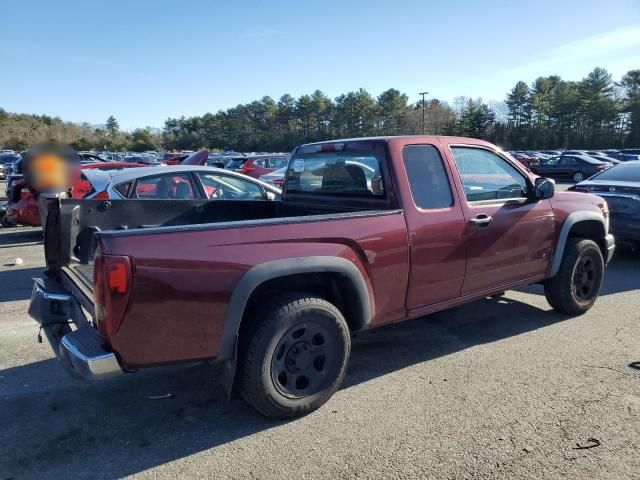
[258,167,286,188]
[75,165,281,201]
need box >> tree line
[1,67,638,153]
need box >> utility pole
[419,91,429,134]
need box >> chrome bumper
[604,234,615,265]
[28,278,122,380]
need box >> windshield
[285,152,384,196]
[590,163,640,182]
[225,158,247,169]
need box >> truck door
[397,143,468,310]
[447,144,554,294]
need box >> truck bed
[48,198,399,301]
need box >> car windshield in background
[225,158,247,169]
[285,152,384,196]
[0,154,19,164]
[591,162,640,182]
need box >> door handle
[469,213,492,228]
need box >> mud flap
[220,334,238,401]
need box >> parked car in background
[207,154,228,168]
[0,153,20,179]
[258,166,286,188]
[570,161,640,246]
[531,154,612,182]
[610,149,640,162]
[224,155,250,172]
[75,165,280,201]
[78,152,108,164]
[235,154,289,178]
[99,152,124,162]
[123,154,161,166]
[510,151,539,168]
[30,135,613,418]
[160,152,189,165]
[588,154,622,165]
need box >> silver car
[77,165,281,201]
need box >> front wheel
[237,293,351,418]
[544,238,604,315]
[572,171,585,182]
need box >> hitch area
[28,277,122,379]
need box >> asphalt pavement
[0,182,639,479]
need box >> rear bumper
[28,277,122,379]
[605,233,615,264]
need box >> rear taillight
[93,191,109,199]
[93,254,132,337]
[273,179,284,188]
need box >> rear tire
[572,171,585,182]
[544,238,604,315]
[237,293,351,418]
[1,213,15,228]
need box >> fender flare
[218,256,372,362]
[549,211,606,277]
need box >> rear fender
[218,256,372,398]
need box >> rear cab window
[285,146,385,198]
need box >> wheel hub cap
[286,342,313,372]
[270,321,336,399]
[573,255,596,300]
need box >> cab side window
[402,145,453,209]
[450,147,528,202]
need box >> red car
[228,154,289,178]
[30,136,614,418]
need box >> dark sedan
[570,161,640,246]
[531,154,612,183]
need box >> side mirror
[534,177,555,200]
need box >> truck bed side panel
[100,212,409,367]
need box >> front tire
[544,238,604,315]
[238,293,351,418]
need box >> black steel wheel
[572,255,598,301]
[270,321,339,399]
[544,238,604,315]
[238,293,350,418]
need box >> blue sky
[1,0,639,130]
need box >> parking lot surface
[1,183,639,479]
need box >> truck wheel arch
[218,256,372,363]
[550,211,607,277]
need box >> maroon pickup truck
[29,136,615,418]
